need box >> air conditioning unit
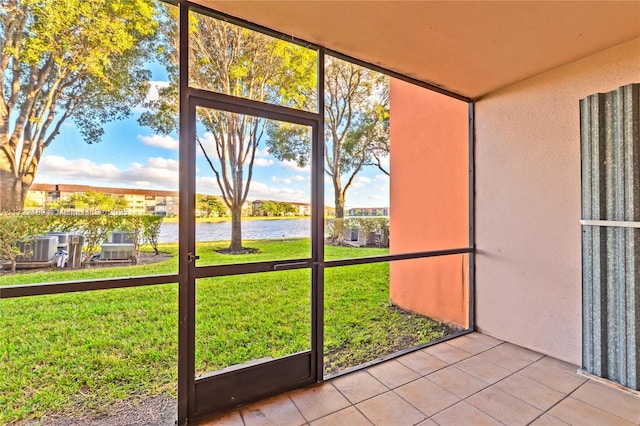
[46,232,71,248]
[100,243,135,260]
[110,231,135,244]
[15,236,58,262]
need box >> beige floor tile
[197,409,244,426]
[548,396,635,426]
[395,377,460,417]
[464,332,503,348]
[494,372,565,410]
[366,359,421,389]
[519,362,586,394]
[466,387,542,426]
[500,342,544,362]
[331,370,388,404]
[570,380,640,424]
[537,356,580,374]
[529,413,570,426]
[454,356,512,384]
[289,383,351,422]
[396,349,448,376]
[423,343,472,364]
[446,335,494,354]
[310,406,373,426]
[356,391,426,425]
[240,394,306,426]
[426,366,488,399]
[416,420,439,426]
[478,344,540,372]
[431,401,502,426]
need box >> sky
[34,67,390,210]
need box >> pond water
[158,218,311,243]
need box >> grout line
[287,394,310,424]
[525,382,580,426]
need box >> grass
[0,239,454,424]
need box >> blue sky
[35,70,390,209]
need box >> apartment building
[27,183,179,216]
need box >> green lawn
[0,239,452,423]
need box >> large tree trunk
[228,204,243,252]
[0,166,29,211]
[333,179,345,219]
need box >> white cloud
[246,181,308,203]
[279,159,310,173]
[145,81,170,103]
[36,155,179,190]
[196,176,220,195]
[197,132,218,157]
[272,176,292,184]
[292,175,307,182]
[137,134,178,150]
[377,154,390,169]
[352,176,372,188]
[194,178,310,203]
[256,147,271,157]
[254,157,274,167]
[375,174,390,181]
[131,81,171,113]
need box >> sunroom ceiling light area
[197,1,640,99]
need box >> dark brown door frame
[177,87,323,423]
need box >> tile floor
[197,333,640,426]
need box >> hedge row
[0,213,163,273]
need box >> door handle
[188,253,200,263]
[273,261,309,271]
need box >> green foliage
[196,194,226,217]
[0,0,160,210]
[278,201,296,215]
[0,213,49,273]
[141,215,163,255]
[255,200,297,216]
[69,191,128,213]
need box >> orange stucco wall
[389,78,469,327]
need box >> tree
[197,194,226,217]
[260,200,279,216]
[69,190,128,213]
[142,214,162,255]
[140,11,316,253]
[267,57,389,218]
[277,201,296,216]
[0,0,158,211]
[0,212,48,273]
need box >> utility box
[67,234,85,269]
[100,243,135,260]
[110,231,135,244]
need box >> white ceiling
[195,1,640,99]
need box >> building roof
[200,1,640,99]
[30,183,179,198]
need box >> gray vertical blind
[581,83,639,390]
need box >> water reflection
[159,218,310,243]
